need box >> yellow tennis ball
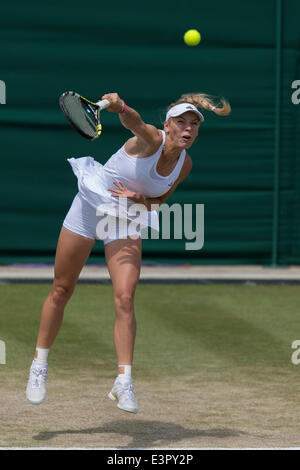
[184,29,201,46]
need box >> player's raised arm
[101,92,161,146]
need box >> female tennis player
[26,92,231,413]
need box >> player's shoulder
[124,127,162,157]
[140,125,163,149]
[133,122,162,147]
[142,124,163,146]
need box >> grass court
[1,282,300,448]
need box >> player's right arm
[101,93,162,149]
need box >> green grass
[2,282,300,449]
[1,283,300,385]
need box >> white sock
[34,347,49,364]
[118,364,132,379]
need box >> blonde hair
[167,92,231,117]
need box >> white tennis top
[67,130,186,231]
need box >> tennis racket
[59,91,111,140]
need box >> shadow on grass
[33,419,247,448]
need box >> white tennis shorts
[63,193,142,245]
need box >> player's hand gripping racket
[59,91,111,140]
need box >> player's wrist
[118,101,126,114]
[129,192,147,206]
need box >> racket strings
[61,94,100,139]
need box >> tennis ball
[184,29,201,46]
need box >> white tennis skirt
[63,193,142,245]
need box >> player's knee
[114,291,135,318]
[51,282,74,307]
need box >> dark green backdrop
[0,0,299,265]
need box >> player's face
[165,112,200,149]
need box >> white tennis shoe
[26,360,48,405]
[108,377,138,413]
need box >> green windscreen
[0,0,299,265]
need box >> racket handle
[96,99,111,110]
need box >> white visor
[166,103,204,122]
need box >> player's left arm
[101,92,161,146]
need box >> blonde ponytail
[167,93,231,117]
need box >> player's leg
[105,235,142,413]
[26,227,95,404]
[105,236,141,367]
[35,193,96,352]
[36,227,95,349]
